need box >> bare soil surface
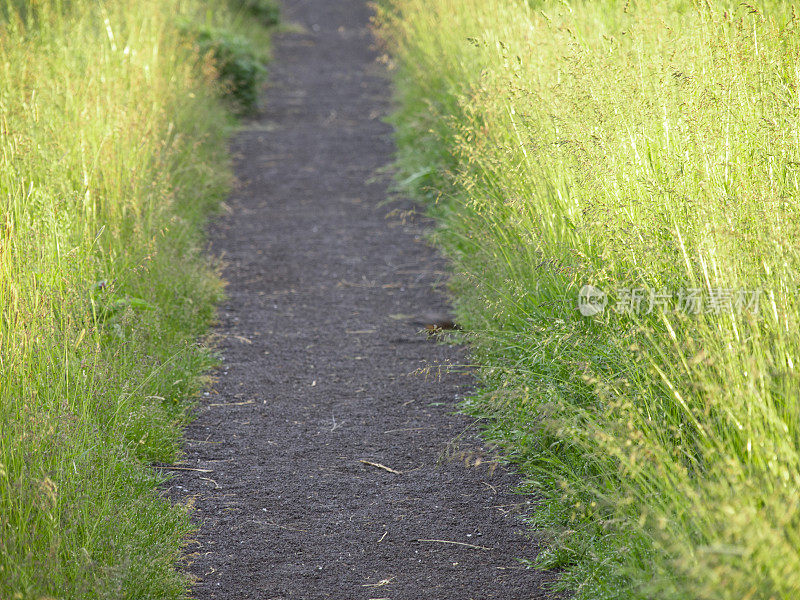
[168,1,559,598]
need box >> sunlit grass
[377,1,800,598]
[0,0,273,596]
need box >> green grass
[376,1,800,598]
[0,0,275,597]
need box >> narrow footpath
[169,1,558,598]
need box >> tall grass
[376,1,800,598]
[0,0,272,597]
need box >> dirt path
[169,1,558,598]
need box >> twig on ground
[415,538,494,551]
[208,399,254,407]
[330,415,342,431]
[158,466,213,473]
[359,460,402,474]
[362,576,396,587]
[199,477,221,489]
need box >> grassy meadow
[376,0,800,598]
[0,0,272,597]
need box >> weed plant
[377,1,800,598]
[0,0,271,596]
